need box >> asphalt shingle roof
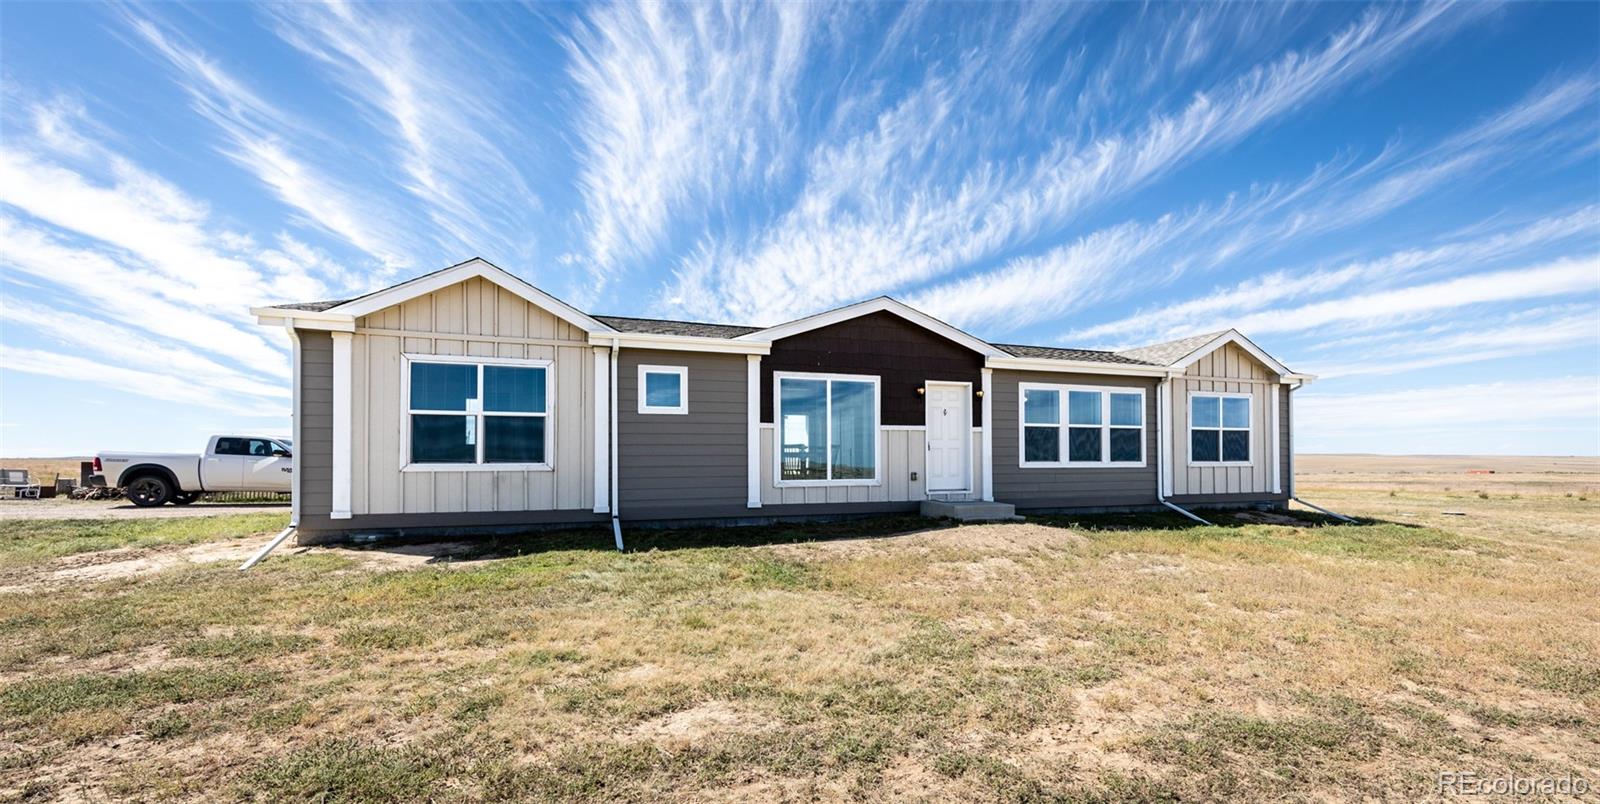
[994,344,1158,365]
[269,299,352,312]
[592,315,761,339]
[1113,330,1228,367]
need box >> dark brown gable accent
[760,310,985,426]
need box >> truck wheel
[125,475,173,507]
[172,491,201,506]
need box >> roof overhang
[587,331,771,355]
[985,356,1169,377]
[251,308,355,332]
[735,296,1008,358]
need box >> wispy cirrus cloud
[1308,309,1600,378]
[124,14,414,269]
[266,2,547,267]
[565,0,822,288]
[1216,254,1599,339]
[0,297,289,400]
[917,73,1599,331]
[1066,203,1600,344]
[0,345,287,417]
[655,3,1483,325]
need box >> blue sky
[1,2,1597,457]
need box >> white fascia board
[736,297,1007,358]
[324,258,615,334]
[253,313,356,332]
[986,357,1169,377]
[250,306,356,331]
[586,332,770,355]
[1168,329,1294,377]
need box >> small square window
[638,365,688,414]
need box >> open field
[1299,453,1600,498]
[1,461,1597,801]
[0,458,87,485]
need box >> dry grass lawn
[1,457,1596,801]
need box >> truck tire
[125,474,173,507]
[172,491,201,506]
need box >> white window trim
[400,353,555,472]
[1188,391,1252,467]
[637,364,689,415]
[1017,382,1146,469]
[773,371,882,487]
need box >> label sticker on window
[464,417,477,446]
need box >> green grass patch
[239,740,453,802]
[1,668,277,724]
[0,513,289,567]
[172,631,317,660]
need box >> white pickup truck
[93,435,293,507]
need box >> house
[252,258,1315,543]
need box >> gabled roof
[256,258,614,333]
[1118,329,1295,377]
[255,259,1303,379]
[734,296,1009,358]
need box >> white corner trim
[737,296,1006,358]
[637,364,689,415]
[593,347,611,513]
[330,331,353,520]
[1287,385,1297,497]
[746,355,761,508]
[981,368,994,502]
[1157,378,1172,498]
[285,326,302,526]
[1270,383,1282,494]
[609,341,620,519]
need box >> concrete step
[920,499,1020,522]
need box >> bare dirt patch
[0,498,290,521]
[630,701,774,749]
[767,521,1087,561]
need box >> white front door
[925,382,969,492]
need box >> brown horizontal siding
[760,311,984,426]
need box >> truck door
[206,437,251,490]
[246,439,294,492]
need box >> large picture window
[1190,393,1250,465]
[404,356,551,470]
[776,373,879,484]
[1018,383,1144,467]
